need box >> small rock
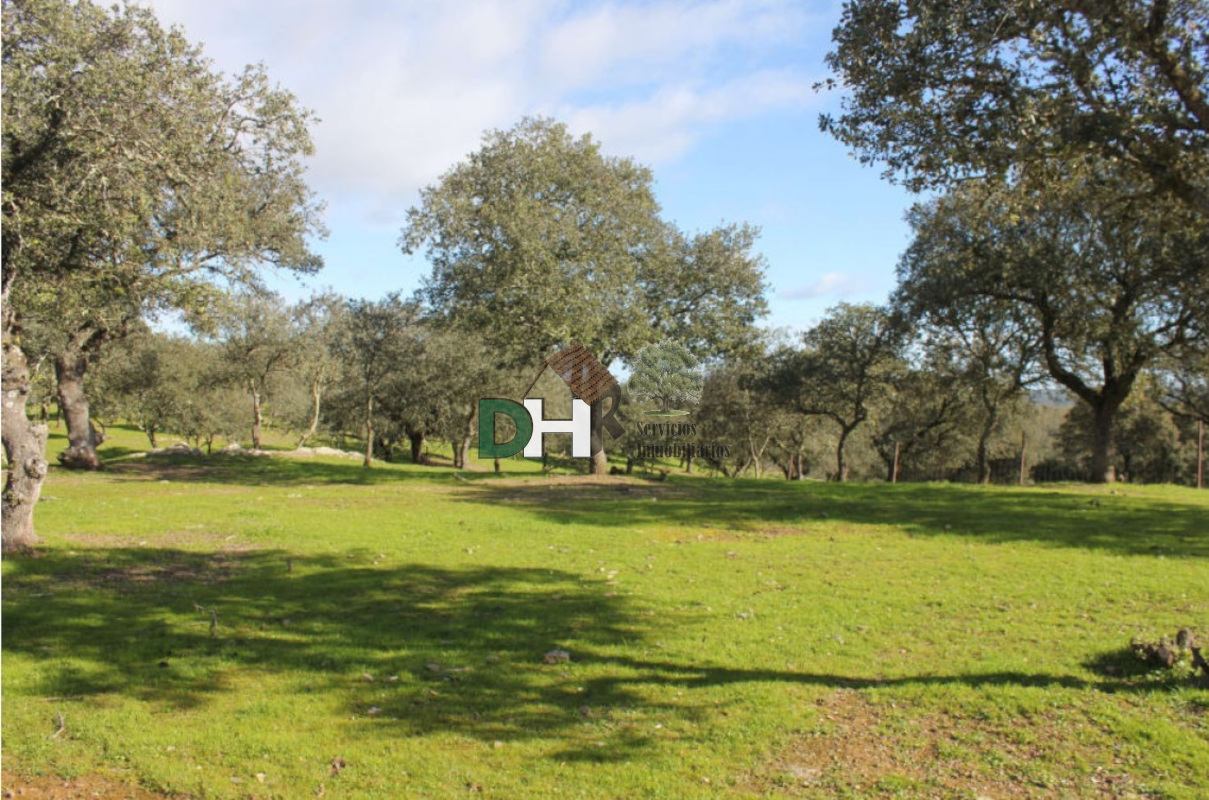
[361,672,374,682]
[543,648,571,664]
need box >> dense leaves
[821,0,1209,212]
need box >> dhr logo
[478,344,625,459]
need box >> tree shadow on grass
[4,545,1196,763]
[1,546,684,754]
[101,454,435,487]
[455,478,1209,559]
[100,453,526,488]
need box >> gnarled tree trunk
[589,395,608,475]
[408,430,425,465]
[834,425,854,482]
[54,334,103,470]
[3,340,49,552]
[296,379,321,448]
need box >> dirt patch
[1,770,174,799]
[467,474,693,507]
[105,460,211,482]
[742,689,1144,799]
[671,525,812,543]
[61,531,256,552]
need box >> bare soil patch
[1,770,173,799]
[743,689,1144,799]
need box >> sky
[148,0,918,337]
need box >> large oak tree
[2,0,324,550]
[898,170,1208,482]
[401,117,766,474]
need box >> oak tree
[2,0,324,549]
[821,0,1209,213]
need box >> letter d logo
[478,399,533,459]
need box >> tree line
[4,0,1207,552]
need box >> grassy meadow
[2,426,1208,798]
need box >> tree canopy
[820,0,1209,213]
[898,168,1209,481]
[401,116,767,368]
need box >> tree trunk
[3,340,48,552]
[975,409,998,485]
[54,346,101,470]
[835,427,852,482]
[457,436,472,469]
[589,396,608,475]
[297,379,321,448]
[1090,401,1119,483]
[250,382,264,450]
[363,394,374,468]
[409,431,425,465]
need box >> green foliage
[1058,375,1197,484]
[403,117,662,365]
[628,340,704,413]
[821,0,1209,212]
[90,330,244,450]
[402,117,767,367]
[2,0,325,312]
[898,168,1209,480]
[765,303,904,480]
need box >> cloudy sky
[148,0,916,334]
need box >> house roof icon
[524,343,619,406]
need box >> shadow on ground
[456,478,1209,559]
[99,453,480,487]
[3,543,1193,761]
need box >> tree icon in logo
[629,340,704,416]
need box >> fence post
[892,442,900,484]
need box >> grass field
[2,426,1207,799]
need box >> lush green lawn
[3,427,1207,798]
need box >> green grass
[3,427,1208,798]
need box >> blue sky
[148,0,918,336]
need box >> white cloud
[147,0,825,221]
[555,69,816,163]
[540,0,810,90]
[780,272,874,300]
